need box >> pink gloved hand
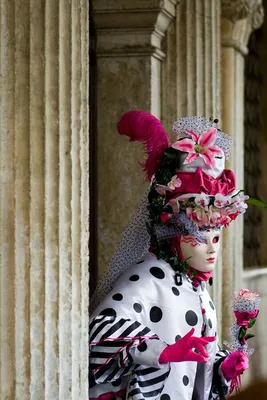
[221,350,249,381]
[159,328,216,364]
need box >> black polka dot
[183,375,189,386]
[172,287,180,296]
[150,306,163,323]
[193,287,198,292]
[185,310,198,326]
[208,319,213,329]
[129,274,139,281]
[209,301,215,310]
[112,378,122,387]
[112,293,123,301]
[150,267,165,279]
[200,297,203,303]
[137,342,147,352]
[133,303,142,313]
[136,260,144,264]
[100,308,117,318]
[215,331,217,336]
[160,395,170,400]
[175,335,181,342]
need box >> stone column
[0,1,89,399]
[221,0,264,339]
[173,0,222,328]
[92,0,178,277]
[175,0,221,118]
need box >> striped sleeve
[89,314,170,399]
[209,346,231,400]
[127,364,170,400]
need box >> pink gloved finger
[198,336,216,345]
[159,328,213,364]
[191,341,209,358]
[182,328,195,340]
[187,350,208,363]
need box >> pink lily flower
[172,128,223,168]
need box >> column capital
[92,0,179,58]
[221,0,264,55]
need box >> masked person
[89,112,249,400]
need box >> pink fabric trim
[188,268,213,282]
[90,389,126,400]
[230,375,241,394]
[90,335,157,373]
[166,168,236,198]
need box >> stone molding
[92,0,179,58]
[221,0,264,55]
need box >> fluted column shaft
[173,0,222,330]
[221,0,264,341]
[0,1,89,399]
[176,0,221,118]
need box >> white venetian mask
[180,230,221,273]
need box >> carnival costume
[89,113,250,400]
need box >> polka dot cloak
[91,253,219,400]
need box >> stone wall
[92,0,178,279]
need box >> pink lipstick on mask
[207,257,215,263]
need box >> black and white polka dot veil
[89,188,150,314]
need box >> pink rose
[237,289,260,301]
[160,212,171,224]
[234,310,259,328]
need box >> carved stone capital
[222,0,263,25]
[92,0,179,58]
[221,0,264,55]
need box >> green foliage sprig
[155,147,183,185]
[147,147,192,274]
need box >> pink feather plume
[117,110,170,180]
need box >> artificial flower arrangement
[147,145,249,273]
[146,119,267,276]
[225,289,261,355]
[223,289,261,392]
[158,190,249,229]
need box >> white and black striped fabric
[209,348,231,400]
[89,314,170,399]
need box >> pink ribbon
[90,389,126,400]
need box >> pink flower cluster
[233,289,260,329]
[185,205,239,228]
[166,191,249,229]
[236,289,260,302]
[155,175,182,195]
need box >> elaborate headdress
[90,111,249,312]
